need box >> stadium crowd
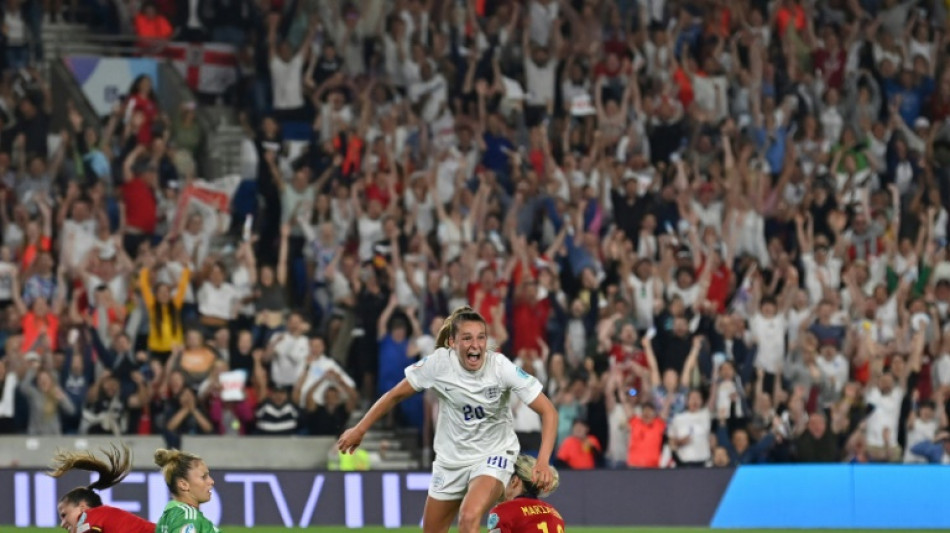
[0,0,950,469]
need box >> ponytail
[50,444,134,507]
[435,305,486,348]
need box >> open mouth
[466,352,481,365]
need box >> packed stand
[1,0,950,470]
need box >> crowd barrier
[0,435,337,469]
[0,465,946,528]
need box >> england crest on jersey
[485,386,500,400]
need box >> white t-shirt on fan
[669,408,712,463]
[270,53,306,110]
[865,386,903,448]
[749,313,787,374]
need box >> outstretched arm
[337,379,417,453]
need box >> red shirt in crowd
[673,67,694,109]
[556,434,601,470]
[129,94,158,146]
[705,8,731,38]
[627,415,666,468]
[488,497,565,533]
[22,311,59,353]
[697,260,732,313]
[364,182,392,208]
[775,4,806,38]
[511,297,550,354]
[121,177,158,234]
[82,505,155,533]
[134,14,173,41]
[812,48,847,90]
[20,235,51,270]
[467,281,505,321]
[609,343,649,389]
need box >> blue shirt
[482,133,514,175]
[755,125,788,175]
[377,334,411,397]
[884,77,935,126]
[377,334,423,427]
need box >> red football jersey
[488,497,565,533]
[81,505,155,533]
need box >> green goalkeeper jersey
[156,501,219,533]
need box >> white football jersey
[405,347,544,467]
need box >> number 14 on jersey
[537,521,565,533]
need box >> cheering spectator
[163,370,213,447]
[133,2,173,48]
[19,356,75,435]
[200,361,255,436]
[81,372,130,435]
[139,255,190,362]
[255,381,299,435]
[196,261,239,332]
[668,390,712,467]
[556,418,602,470]
[793,412,846,463]
[295,351,358,437]
[265,311,309,388]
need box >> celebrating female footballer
[50,444,155,533]
[487,455,565,533]
[337,306,559,533]
[154,448,219,533]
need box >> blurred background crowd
[0,0,950,469]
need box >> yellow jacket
[140,266,190,353]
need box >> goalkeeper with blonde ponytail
[49,444,155,533]
[338,304,559,533]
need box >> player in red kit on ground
[487,455,564,533]
[49,444,155,533]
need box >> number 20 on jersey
[462,404,485,420]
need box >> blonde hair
[49,444,133,506]
[435,305,487,348]
[154,448,202,496]
[513,454,560,498]
[49,444,133,490]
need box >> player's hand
[531,461,554,493]
[337,426,365,454]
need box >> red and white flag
[164,42,238,95]
[172,180,234,231]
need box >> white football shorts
[428,453,516,501]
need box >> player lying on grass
[487,454,565,533]
[49,444,155,533]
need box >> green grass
[17,525,950,533]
